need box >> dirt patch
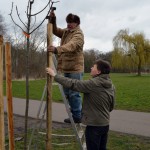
[4,113,71,137]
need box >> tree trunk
[137,57,142,76]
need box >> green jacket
[52,23,84,73]
[54,74,115,126]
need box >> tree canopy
[112,29,150,75]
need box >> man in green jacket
[46,59,115,150]
[48,12,84,123]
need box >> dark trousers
[85,125,109,150]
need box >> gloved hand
[47,45,58,54]
[49,11,56,24]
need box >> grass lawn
[110,73,150,112]
[5,129,150,150]
[3,73,150,112]
[108,131,150,150]
[3,73,150,150]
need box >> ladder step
[80,123,86,127]
[38,131,46,135]
[52,143,71,146]
[82,142,87,150]
[78,130,84,139]
[52,133,75,137]
[38,132,75,137]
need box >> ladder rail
[53,55,86,150]
[58,83,84,150]
[28,54,86,150]
[28,84,47,150]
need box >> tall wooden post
[46,22,53,149]
[0,35,5,150]
[5,42,15,150]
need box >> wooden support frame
[5,42,15,150]
[46,23,53,150]
[0,35,5,150]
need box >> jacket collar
[93,73,110,79]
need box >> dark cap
[66,13,80,25]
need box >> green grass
[3,73,150,112]
[5,129,150,150]
[110,73,150,112]
[108,131,150,150]
[3,79,63,103]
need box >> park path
[4,97,150,137]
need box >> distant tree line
[84,49,112,73]
[11,46,112,78]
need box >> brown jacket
[53,23,84,73]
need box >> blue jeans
[64,73,83,119]
[85,125,109,150]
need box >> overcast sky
[1,0,150,52]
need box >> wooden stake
[0,35,5,150]
[5,42,15,150]
[46,23,53,150]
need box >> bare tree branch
[30,0,51,16]
[16,6,28,29]
[29,1,55,34]
[29,11,49,34]
[9,2,25,33]
[10,1,59,36]
[29,1,60,34]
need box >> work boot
[64,118,71,123]
[64,117,81,124]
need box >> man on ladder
[47,11,84,123]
